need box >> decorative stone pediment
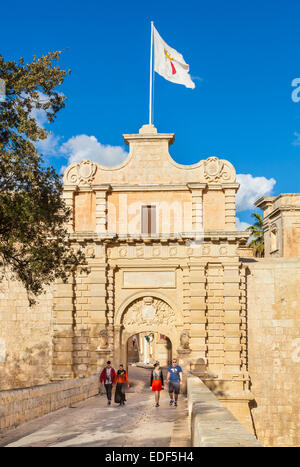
[62,126,237,186]
[64,160,97,186]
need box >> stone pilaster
[189,264,208,374]
[87,263,108,375]
[223,263,242,376]
[113,325,122,366]
[106,265,115,358]
[189,184,206,234]
[94,185,110,234]
[223,185,239,231]
[239,264,248,372]
[72,268,90,378]
[62,187,75,233]
[182,267,191,332]
[52,275,75,381]
[206,263,225,375]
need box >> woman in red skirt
[150,362,164,407]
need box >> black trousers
[104,383,112,401]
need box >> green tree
[247,212,264,257]
[0,52,84,302]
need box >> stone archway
[115,295,181,367]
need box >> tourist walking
[100,361,116,405]
[167,358,183,407]
[115,364,130,406]
[150,362,164,407]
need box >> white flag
[153,26,195,89]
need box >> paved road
[0,366,190,447]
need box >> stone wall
[0,273,53,391]
[247,258,300,447]
[0,375,99,434]
[187,376,261,447]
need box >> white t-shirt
[105,368,112,384]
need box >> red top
[100,367,116,384]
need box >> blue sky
[1,0,300,227]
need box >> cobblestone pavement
[0,366,190,447]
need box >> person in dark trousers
[166,358,183,407]
[115,364,130,406]
[150,362,164,407]
[100,361,116,405]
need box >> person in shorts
[167,358,183,407]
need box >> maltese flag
[153,26,195,89]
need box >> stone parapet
[187,376,261,447]
[0,375,99,434]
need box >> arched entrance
[127,332,172,366]
[115,294,180,368]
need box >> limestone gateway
[0,124,299,447]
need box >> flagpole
[149,21,154,125]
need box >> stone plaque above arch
[123,270,176,288]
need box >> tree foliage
[247,212,264,257]
[0,52,84,302]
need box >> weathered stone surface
[247,259,300,447]
[0,375,99,434]
[187,376,261,447]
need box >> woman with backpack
[150,362,164,407]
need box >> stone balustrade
[0,375,99,434]
[187,376,261,447]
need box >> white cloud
[25,92,128,165]
[236,217,250,231]
[236,173,276,212]
[292,132,300,146]
[60,134,128,167]
[36,132,60,156]
[29,91,61,156]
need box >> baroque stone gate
[1,124,300,446]
[51,124,253,431]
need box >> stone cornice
[123,131,175,146]
[63,182,241,193]
[187,183,207,190]
[69,230,250,244]
[109,183,189,192]
[263,206,300,222]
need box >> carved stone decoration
[204,157,224,182]
[123,297,175,328]
[141,297,155,320]
[203,157,235,183]
[180,331,190,349]
[64,159,97,185]
[85,245,95,258]
[98,329,109,349]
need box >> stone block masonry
[0,375,99,433]
[247,259,300,447]
[0,274,53,391]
